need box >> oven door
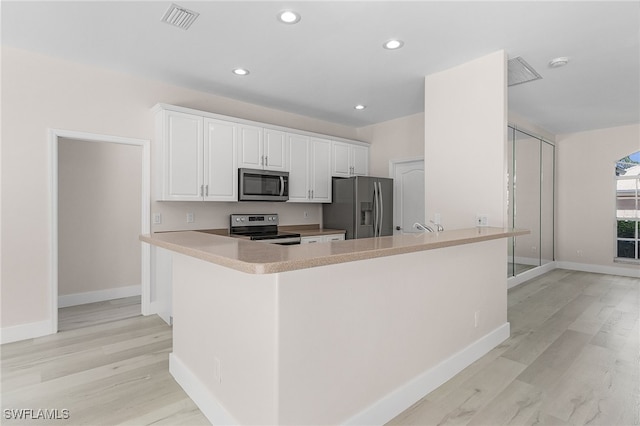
[250,234,301,245]
[238,168,289,201]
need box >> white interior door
[392,159,425,234]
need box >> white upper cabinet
[331,141,369,177]
[310,137,332,202]
[154,104,368,202]
[287,134,332,203]
[203,118,237,201]
[157,109,204,201]
[156,109,237,201]
[288,134,310,202]
[263,129,288,171]
[238,128,289,171]
[351,144,369,176]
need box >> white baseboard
[58,285,141,308]
[556,261,640,278]
[508,261,557,289]
[1,319,54,344]
[169,354,238,426]
[171,324,510,426]
[344,322,511,426]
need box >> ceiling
[2,1,639,134]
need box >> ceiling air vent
[161,3,199,30]
[508,57,542,87]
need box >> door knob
[395,226,401,231]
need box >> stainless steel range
[229,214,301,245]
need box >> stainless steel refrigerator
[323,176,393,239]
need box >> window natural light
[616,151,640,261]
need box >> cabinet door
[351,144,369,176]
[203,118,237,201]
[301,236,323,244]
[237,125,263,169]
[310,138,332,202]
[288,134,310,202]
[162,111,203,201]
[332,141,351,177]
[264,129,289,171]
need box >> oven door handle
[253,236,301,245]
[279,176,285,196]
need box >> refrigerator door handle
[373,182,379,237]
[378,182,384,236]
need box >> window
[616,151,640,262]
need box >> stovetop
[229,214,300,241]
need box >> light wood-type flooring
[1,269,638,425]
[389,269,639,426]
[1,298,209,425]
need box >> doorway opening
[49,129,150,333]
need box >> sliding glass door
[507,126,555,278]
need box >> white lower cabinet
[288,134,332,203]
[151,246,173,325]
[300,233,345,244]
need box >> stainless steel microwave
[238,168,289,202]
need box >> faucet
[413,222,435,232]
[430,220,445,232]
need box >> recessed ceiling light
[548,57,570,68]
[278,10,301,24]
[232,68,250,76]
[354,104,366,110]
[383,39,404,50]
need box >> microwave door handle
[279,176,285,196]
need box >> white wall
[170,239,508,425]
[58,138,142,296]
[358,112,424,177]
[1,46,358,330]
[424,51,507,229]
[556,124,640,275]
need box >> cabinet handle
[308,190,311,199]
[200,185,204,197]
[265,156,268,167]
[311,189,314,198]
[205,185,209,197]
[261,155,264,166]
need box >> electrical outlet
[476,215,488,227]
[304,211,309,219]
[434,213,441,224]
[152,213,162,224]
[186,212,195,223]
[474,311,480,328]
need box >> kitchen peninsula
[140,227,527,425]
